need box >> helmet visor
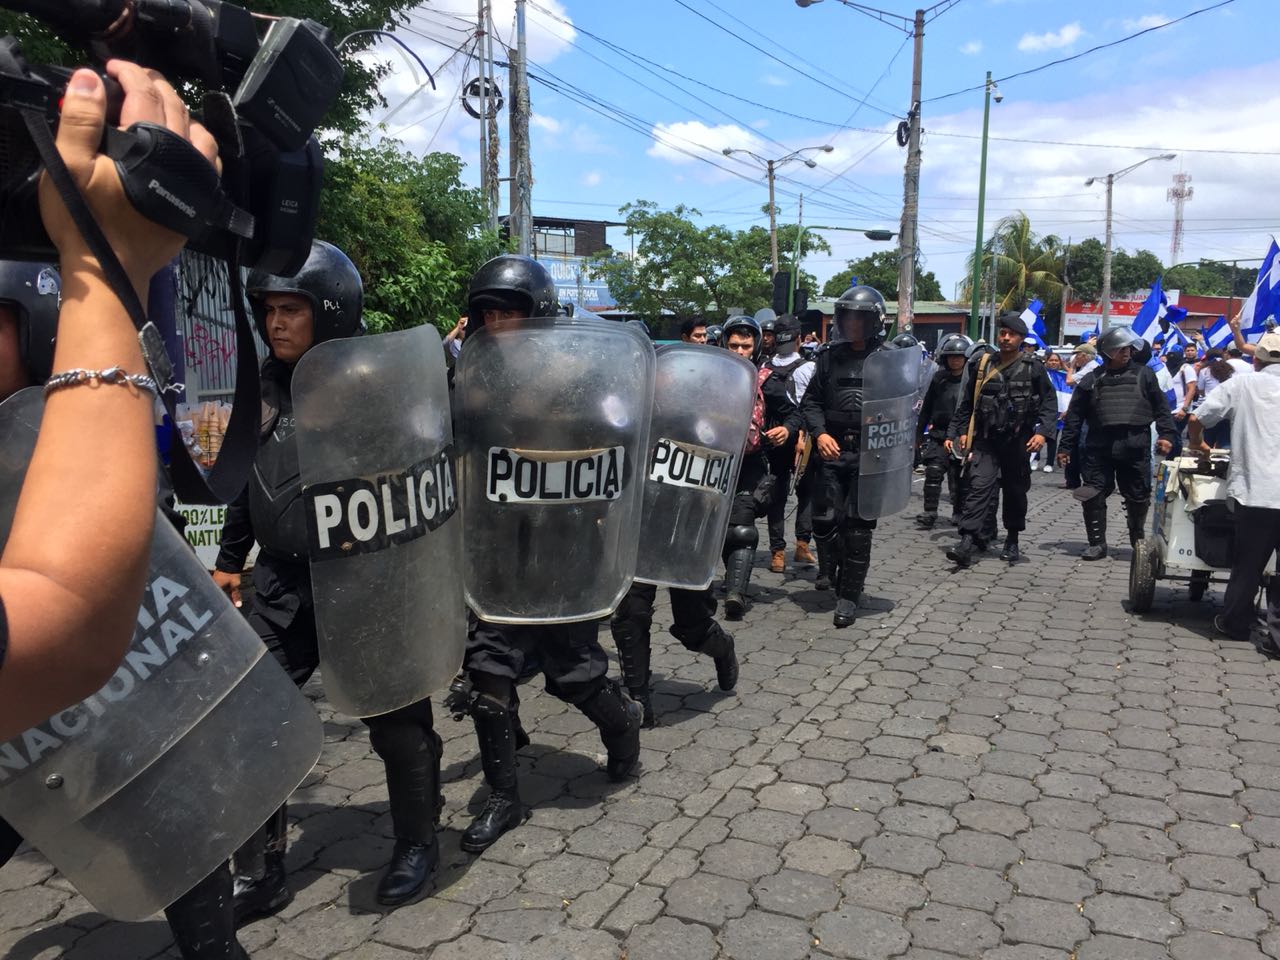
[833,307,879,343]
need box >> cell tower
[1167,172,1194,265]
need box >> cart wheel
[1189,571,1210,602]
[1129,538,1158,613]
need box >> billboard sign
[535,256,617,311]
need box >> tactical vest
[248,367,307,559]
[1088,364,1151,430]
[973,355,1041,438]
[927,370,963,430]
[818,345,871,444]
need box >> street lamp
[967,72,1000,339]
[1085,153,1176,327]
[723,145,834,274]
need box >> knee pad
[725,523,759,551]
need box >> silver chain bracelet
[44,366,159,397]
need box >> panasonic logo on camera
[148,179,197,219]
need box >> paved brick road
[4,473,1280,959]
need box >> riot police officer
[456,255,643,854]
[800,285,888,628]
[764,315,818,571]
[213,242,443,913]
[1058,326,1176,559]
[757,309,778,361]
[706,323,725,347]
[721,313,802,619]
[916,334,970,529]
[946,312,1057,566]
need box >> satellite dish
[462,77,505,119]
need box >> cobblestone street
[4,472,1279,960]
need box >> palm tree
[963,212,1064,313]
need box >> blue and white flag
[1239,239,1280,342]
[1046,367,1071,418]
[1202,314,1232,350]
[1085,317,1100,342]
[1131,276,1167,344]
[1021,299,1045,336]
[1160,324,1190,356]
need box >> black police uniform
[1060,352,1176,559]
[947,328,1057,563]
[455,255,643,857]
[916,362,965,527]
[215,242,440,916]
[721,316,803,620]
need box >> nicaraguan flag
[1046,367,1071,416]
[1021,299,1046,337]
[1239,239,1280,342]
[1161,324,1189,356]
[1202,314,1232,350]
[1131,276,1167,344]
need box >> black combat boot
[232,805,290,926]
[612,608,657,727]
[1081,498,1108,561]
[1124,499,1149,547]
[814,534,839,591]
[165,863,249,959]
[947,534,979,567]
[461,695,527,853]
[578,680,644,781]
[723,547,753,620]
[833,528,872,628]
[1000,532,1021,563]
[915,512,937,529]
[694,621,739,691]
[369,714,442,906]
[916,470,942,528]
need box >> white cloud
[1017,22,1085,53]
[761,74,789,88]
[531,114,563,134]
[1123,14,1172,31]
[960,40,983,56]
[647,121,763,171]
[582,170,603,188]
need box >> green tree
[964,212,1063,313]
[316,140,505,332]
[0,0,420,135]
[821,250,943,300]
[1110,249,1165,298]
[1164,260,1257,298]
[587,202,830,319]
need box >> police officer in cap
[721,312,802,618]
[800,284,888,627]
[916,334,971,529]
[946,311,1057,566]
[213,241,444,914]
[456,254,644,854]
[1058,326,1176,559]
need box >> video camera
[0,0,346,275]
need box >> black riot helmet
[1097,325,1143,360]
[755,309,778,335]
[0,260,59,384]
[467,254,558,329]
[832,284,887,346]
[891,333,919,350]
[936,333,973,360]
[247,240,363,346]
[721,313,763,362]
[705,323,725,346]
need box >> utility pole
[476,0,488,221]
[768,159,780,275]
[967,71,998,340]
[1100,172,1114,327]
[1060,238,1072,342]
[896,8,925,334]
[483,0,501,232]
[508,0,533,256]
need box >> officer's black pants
[1080,429,1152,504]
[920,435,961,515]
[766,445,814,551]
[957,436,1032,537]
[465,619,609,705]
[811,453,877,537]
[612,581,718,652]
[1222,505,1280,650]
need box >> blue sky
[369,0,1276,297]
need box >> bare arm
[0,64,219,740]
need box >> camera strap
[22,109,261,506]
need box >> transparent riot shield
[456,318,656,623]
[635,344,756,589]
[292,326,464,717]
[857,346,922,520]
[0,388,321,921]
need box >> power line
[924,0,1238,103]
[925,129,1279,158]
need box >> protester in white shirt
[1189,332,1280,652]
